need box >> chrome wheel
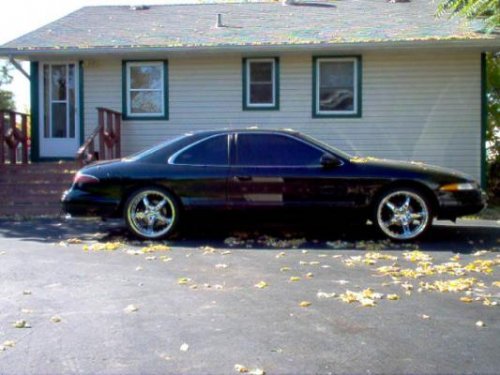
[125,189,177,239]
[376,190,430,240]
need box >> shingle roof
[1,0,496,52]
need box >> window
[123,61,168,120]
[243,58,279,110]
[313,56,361,117]
[236,134,324,166]
[173,135,229,166]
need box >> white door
[39,62,80,158]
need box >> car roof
[185,128,301,138]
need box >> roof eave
[1,38,498,59]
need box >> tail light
[73,172,100,186]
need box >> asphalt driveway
[0,218,498,374]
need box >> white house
[1,0,498,184]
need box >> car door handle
[234,176,252,182]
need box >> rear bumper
[61,189,120,217]
[437,189,487,219]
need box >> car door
[168,134,229,208]
[228,132,352,210]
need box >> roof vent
[215,13,224,28]
[130,5,150,11]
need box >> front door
[39,62,79,158]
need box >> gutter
[1,38,499,59]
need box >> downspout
[480,53,487,189]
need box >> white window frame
[315,57,358,116]
[125,61,165,118]
[245,58,276,108]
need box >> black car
[62,129,486,241]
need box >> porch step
[0,162,79,217]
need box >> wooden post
[0,111,5,165]
[9,111,16,164]
[21,114,28,164]
[114,113,121,158]
[98,108,105,160]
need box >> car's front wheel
[374,188,432,241]
[124,187,179,240]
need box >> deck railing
[77,107,121,165]
[0,110,30,165]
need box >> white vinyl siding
[81,51,481,180]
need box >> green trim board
[79,60,84,145]
[122,60,169,121]
[312,55,362,118]
[242,57,280,111]
[30,61,40,162]
[480,53,487,189]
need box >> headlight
[439,182,478,192]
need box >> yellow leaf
[178,277,191,285]
[387,294,400,301]
[234,364,249,373]
[492,281,500,288]
[305,272,314,279]
[359,298,376,307]
[460,296,473,303]
[280,267,291,272]
[289,276,301,282]
[299,301,312,307]
[50,315,62,323]
[254,281,268,289]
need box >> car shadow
[0,215,498,253]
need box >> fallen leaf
[13,320,31,328]
[140,244,170,253]
[145,256,156,261]
[3,340,15,348]
[305,272,314,279]
[289,276,301,282]
[275,252,286,258]
[178,277,191,285]
[234,364,249,373]
[50,315,62,323]
[476,320,485,327]
[200,246,216,254]
[21,308,33,313]
[249,369,265,375]
[254,281,268,289]
[421,314,430,320]
[23,290,32,295]
[180,343,189,352]
[221,250,232,255]
[299,301,312,307]
[387,294,400,301]
[280,267,291,272]
[135,266,143,271]
[124,304,139,313]
[215,264,229,269]
[460,296,473,303]
[317,291,337,299]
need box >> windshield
[124,135,187,161]
[300,134,353,160]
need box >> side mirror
[320,154,342,168]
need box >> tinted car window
[174,135,228,165]
[236,134,324,166]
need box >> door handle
[234,176,252,182]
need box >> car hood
[350,156,474,182]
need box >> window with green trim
[243,58,279,110]
[313,56,361,117]
[123,61,168,120]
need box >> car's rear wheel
[374,188,432,241]
[124,188,179,240]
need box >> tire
[373,187,433,241]
[124,187,180,240]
